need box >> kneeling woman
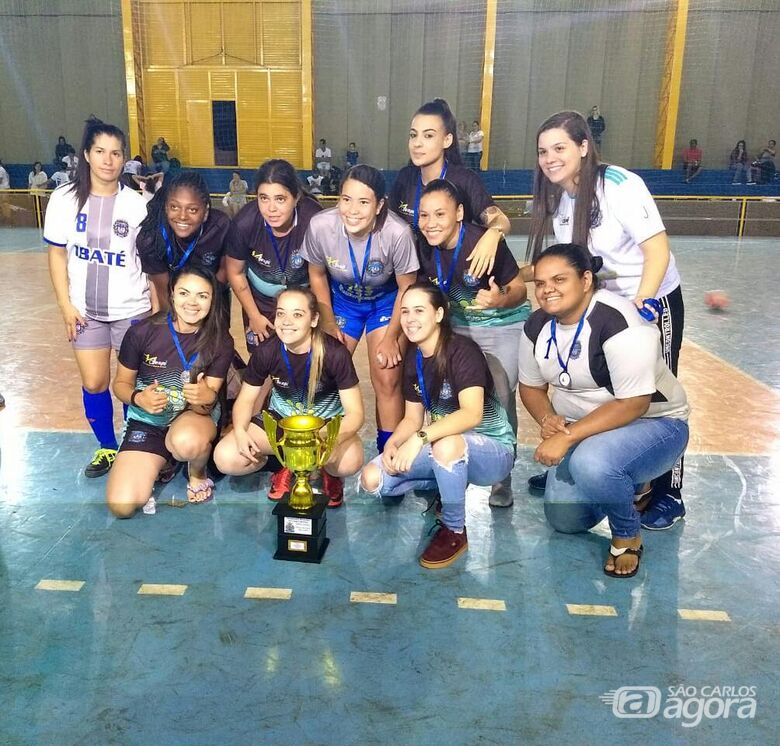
[213,287,364,507]
[518,244,689,578]
[107,268,234,517]
[360,284,516,569]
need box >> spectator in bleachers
[54,135,72,164]
[466,120,484,170]
[49,163,71,189]
[346,142,359,169]
[752,140,776,184]
[587,105,606,148]
[0,159,9,190]
[62,147,78,172]
[729,140,752,184]
[307,170,324,195]
[151,137,171,173]
[457,121,468,154]
[315,138,332,175]
[224,171,248,217]
[121,155,145,189]
[681,139,703,183]
[28,161,48,194]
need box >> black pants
[654,284,685,497]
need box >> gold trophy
[262,411,341,562]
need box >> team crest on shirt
[559,216,570,226]
[440,380,453,400]
[398,202,413,217]
[113,219,129,238]
[143,354,167,368]
[290,253,304,269]
[251,250,271,266]
[202,252,216,267]
[127,430,147,444]
[462,271,480,287]
[570,341,582,359]
[367,259,384,276]
[335,315,347,329]
[271,376,289,388]
[326,255,346,270]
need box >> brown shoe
[419,521,468,569]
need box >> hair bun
[591,255,604,273]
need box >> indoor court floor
[0,228,777,744]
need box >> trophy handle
[317,415,342,467]
[261,411,285,464]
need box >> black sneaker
[527,471,548,495]
[84,447,117,478]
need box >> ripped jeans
[366,433,515,531]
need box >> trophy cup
[262,411,341,563]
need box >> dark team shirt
[417,222,529,327]
[389,163,496,230]
[402,334,515,448]
[244,333,359,419]
[119,317,234,427]
[137,209,231,276]
[226,196,322,318]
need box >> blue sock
[82,388,118,450]
[376,429,392,454]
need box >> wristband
[130,389,142,407]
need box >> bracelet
[130,389,141,407]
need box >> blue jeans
[544,417,689,538]
[365,433,515,531]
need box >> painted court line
[35,579,85,592]
[350,592,397,605]
[137,584,188,596]
[244,587,293,601]
[566,604,618,617]
[457,597,506,611]
[678,608,731,622]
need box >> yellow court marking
[678,608,731,622]
[137,584,188,596]
[244,587,293,601]
[35,579,85,592]
[566,604,618,617]
[350,592,397,605]
[457,597,506,612]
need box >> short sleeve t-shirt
[682,147,702,163]
[44,184,151,321]
[402,333,515,449]
[300,208,418,302]
[552,165,680,299]
[518,289,689,423]
[417,222,529,327]
[244,334,359,419]
[118,317,234,428]
[227,196,322,318]
[390,163,495,230]
[137,209,231,276]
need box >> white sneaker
[142,495,157,515]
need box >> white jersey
[123,160,143,175]
[50,171,71,188]
[44,184,151,322]
[519,289,689,423]
[0,166,9,189]
[553,165,681,299]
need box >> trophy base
[272,497,329,563]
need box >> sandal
[604,543,644,579]
[156,458,181,484]
[187,477,215,504]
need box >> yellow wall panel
[142,4,186,67]
[210,70,237,99]
[179,69,210,100]
[237,121,271,167]
[261,2,300,67]
[189,3,222,64]
[237,70,270,119]
[270,124,302,163]
[143,70,179,117]
[224,2,257,65]
[270,71,301,119]
[186,101,215,166]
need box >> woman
[226,159,322,353]
[28,161,48,193]
[137,170,230,309]
[526,110,685,529]
[224,170,248,217]
[389,99,511,278]
[417,179,529,506]
[518,244,689,577]
[729,140,751,184]
[301,164,418,454]
[360,284,515,569]
[213,287,364,507]
[586,105,606,148]
[45,117,151,478]
[107,267,233,517]
[466,120,484,171]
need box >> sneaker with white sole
[84,447,117,478]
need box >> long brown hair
[526,110,605,263]
[276,286,325,408]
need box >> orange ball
[704,290,730,310]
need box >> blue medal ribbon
[167,313,199,378]
[264,223,292,280]
[413,160,448,229]
[280,341,313,412]
[346,232,373,301]
[415,348,432,412]
[433,223,465,293]
[161,224,202,272]
[549,308,588,386]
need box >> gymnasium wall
[0,0,127,164]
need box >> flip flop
[604,543,644,579]
[186,477,215,504]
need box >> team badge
[570,341,582,359]
[127,430,147,444]
[290,253,304,269]
[113,219,129,238]
[440,380,453,400]
[462,271,480,287]
[202,252,216,267]
[367,259,384,276]
[335,315,347,329]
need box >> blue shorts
[332,287,396,341]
